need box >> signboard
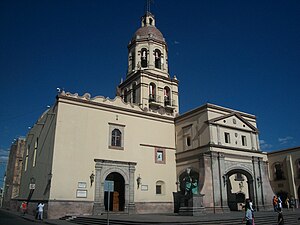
[78,182,87,189]
[104,180,114,192]
[76,190,87,198]
[29,184,35,190]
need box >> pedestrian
[290,196,295,211]
[277,208,284,225]
[248,198,255,224]
[20,201,27,215]
[242,200,253,225]
[285,197,289,210]
[273,196,278,212]
[37,202,44,220]
[278,196,282,211]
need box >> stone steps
[65,211,300,225]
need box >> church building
[17,9,275,219]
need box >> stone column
[250,132,255,150]
[93,162,103,215]
[217,125,221,145]
[252,157,262,210]
[218,153,229,212]
[208,123,214,145]
[211,152,222,212]
[128,163,136,213]
[286,155,297,202]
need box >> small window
[24,146,29,171]
[33,138,38,167]
[242,135,247,146]
[155,148,166,164]
[156,185,162,194]
[224,132,230,144]
[186,136,191,147]
[156,180,165,195]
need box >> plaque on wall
[78,182,87,189]
[141,185,148,191]
[76,190,87,198]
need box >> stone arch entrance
[93,159,137,215]
[105,172,125,211]
[225,169,254,211]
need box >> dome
[132,26,165,42]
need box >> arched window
[141,48,148,68]
[123,89,128,103]
[149,18,153,25]
[156,180,165,195]
[149,83,156,102]
[132,83,137,104]
[111,129,122,147]
[274,162,284,180]
[154,49,161,69]
[164,86,171,106]
[131,51,135,70]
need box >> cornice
[267,146,300,156]
[175,103,256,123]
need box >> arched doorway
[226,169,254,211]
[104,172,125,212]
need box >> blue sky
[1,0,300,187]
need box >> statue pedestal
[178,194,206,216]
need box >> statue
[181,168,199,196]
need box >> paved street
[1,208,300,225]
[0,209,43,225]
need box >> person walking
[285,197,290,210]
[278,196,282,211]
[242,200,253,225]
[37,202,44,220]
[277,208,284,225]
[273,196,278,212]
[20,201,27,215]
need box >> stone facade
[175,104,274,212]
[2,137,26,210]
[267,147,300,208]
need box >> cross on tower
[145,0,153,13]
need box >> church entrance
[226,169,254,211]
[104,172,125,212]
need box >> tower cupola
[118,8,179,116]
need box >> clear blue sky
[1,0,300,187]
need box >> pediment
[209,113,258,132]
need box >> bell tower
[118,8,179,116]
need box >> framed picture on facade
[155,148,166,164]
